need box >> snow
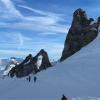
[10,58,19,65]
[0,30,100,99]
[0,59,9,71]
[89,19,98,31]
[2,64,15,76]
[0,58,21,77]
[0,58,22,71]
[90,20,97,25]
[36,55,43,70]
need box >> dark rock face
[35,49,52,70]
[61,95,68,100]
[60,8,99,61]
[9,49,51,78]
[9,58,37,78]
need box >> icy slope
[0,59,9,70]
[0,32,100,100]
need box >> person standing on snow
[34,76,37,83]
[61,94,68,100]
[26,76,31,82]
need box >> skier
[28,76,31,82]
[34,76,37,83]
[61,94,68,100]
[26,76,31,82]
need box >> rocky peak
[35,49,52,70]
[60,8,99,61]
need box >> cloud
[0,0,68,59]
[0,50,32,58]
[18,5,64,17]
[1,0,23,19]
[0,41,63,60]
[18,5,66,26]
[13,0,25,3]
[0,0,68,34]
[0,21,68,33]
[17,33,32,49]
[18,5,50,16]
[39,32,57,35]
[0,32,32,50]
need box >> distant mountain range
[0,57,23,71]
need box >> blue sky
[0,0,100,60]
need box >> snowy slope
[0,31,100,100]
[0,59,9,70]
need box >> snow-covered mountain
[0,59,9,70]
[0,57,22,69]
[0,57,23,76]
[0,29,100,100]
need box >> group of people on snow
[26,76,37,83]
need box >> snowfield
[0,31,100,100]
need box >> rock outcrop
[35,49,52,70]
[9,49,51,78]
[60,8,100,61]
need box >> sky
[0,0,100,60]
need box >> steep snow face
[0,31,100,99]
[90,20,97,25]
[0,58,22,71]
[2,64,15,76]
[36,55,43,69]
[0,59,9,71]
[0,58,22,77]
[10,58,19,65]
